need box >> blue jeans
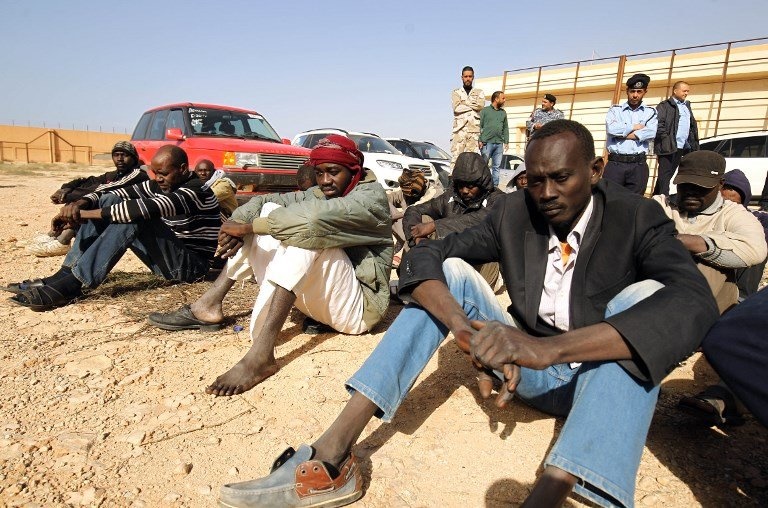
[63,194,210,288]
[481,142,503,187]
[347,258,663,507]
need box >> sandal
[678,385,744,426]
[10,285,80,311]
[1,278,46,295]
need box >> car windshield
[412,142,450,160]
[349,135,401,154]
[187,107,281,142]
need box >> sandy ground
[0,163,766,508]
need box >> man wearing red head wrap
[148,135,393,398]
[308,134,363,196]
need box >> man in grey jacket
[148,135,393,397]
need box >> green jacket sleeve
[230,189,313,223]
[244,172,392,250]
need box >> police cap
[626,73,650,89]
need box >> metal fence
[499,37,768,192]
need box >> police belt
[608,153,646,163]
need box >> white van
[699,131,768,201]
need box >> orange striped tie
[560,242,572,267]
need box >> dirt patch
[0,165,766,507]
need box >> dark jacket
[655,97,699,156]
[59,166,146,203]
[402,152,504,244]
[399,179,719,385]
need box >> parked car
[130,103,310,200]
[292,129,437,191]
[698,131,768,201]
[498,154,524,191]
[385,138,452,188]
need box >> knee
[260,202,282,218]
[442,258,479,288]
[98,193,123,207]
[605,280,664,318]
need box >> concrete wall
[0,125,128,164]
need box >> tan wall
[0,125,128,164]
[476,42,768,156]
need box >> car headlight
[376,160,403,169]
[234,152,260,167]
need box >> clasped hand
[51,202,84,234]
[215,220,252,258]
[466,320,554,408]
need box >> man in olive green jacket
[148,135,393,397]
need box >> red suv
[130,103,310,198]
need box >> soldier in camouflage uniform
[451,66,485,165]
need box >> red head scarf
[308,134,364,196]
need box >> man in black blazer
[217,121,719,508]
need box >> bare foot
[190,300,224,324]
[190,275,235,323]
[205,354,279,396]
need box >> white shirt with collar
[538,196,595,332]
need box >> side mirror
[282,138,292,145]
[166,128,185,141]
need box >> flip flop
[9,285,79,311]
[0,278,45,294]
[146,305,223,332]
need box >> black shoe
[301,317,335,335]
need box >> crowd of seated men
[3,122,767,508]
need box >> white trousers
[224,203,367,341]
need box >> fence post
[611,55,627,105]
[48,130,55,163]
[713,43,733,137]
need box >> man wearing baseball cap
[148,134,393,397]
[604,73,658,194]
[652,150,766,312]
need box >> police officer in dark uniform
[603,73,658,194]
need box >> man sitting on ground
[403,151,503,287]
[701,286,768,428]
[718,169,768,299]
[676,167,768,426]
[295,163,317,192]
[147,135,393,397]
[26,141,147,257]
[388,168,443,266]
[651,151,767,313]
[5,145,220,310]
[193,159,238,217]
[505,162,527,192]
[217,120,718,508]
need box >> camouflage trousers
[451,129,480,165]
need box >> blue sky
[1,0,766,148]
